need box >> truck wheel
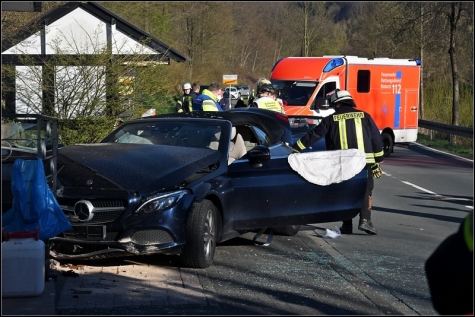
[181,200,218,268]
[273,225,300,236]
[381,132,393,157]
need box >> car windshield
[271,80,317,106]
[105,121,223,149]
[287,116,325,137]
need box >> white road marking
[401,181,439,195]
[401,181,473,210]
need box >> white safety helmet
[329,89,354,106]
[183,82,192,90]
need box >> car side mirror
[248,145,270,168]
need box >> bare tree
[283,2,332,57]
[2,20,174,143]
[446,2,465,127]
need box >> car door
[227,128,367,230]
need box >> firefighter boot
[358,219,377,235]
[339,220,353,234]
[358,195,378,235]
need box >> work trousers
[343,166,374,225]
[360,167,374,221]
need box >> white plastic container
[1,228,45,298]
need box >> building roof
[1,1,190,63]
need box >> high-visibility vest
[253,97,284,113]
[202,99,221,111]
[192,90,223,112]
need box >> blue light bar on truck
[323,58,344,72]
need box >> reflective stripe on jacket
[192,90,223,112]
[252,97,284,113]
[295,105,384,164]
[176,94,193,113]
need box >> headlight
[135,190,187,214]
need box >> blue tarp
[2,158,72,240]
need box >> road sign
[223,75,237,85]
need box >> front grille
[59,199,125,224]
[91,200,123,208]
[88,210,123,224]
[63,230,119,241]
[88,200,124,223]
[131,230,174,245]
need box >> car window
[288,116,323,134]
[272,80,317,106]
[107,121,223,149]
[252,126,271,146]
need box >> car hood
[57,143,221,194]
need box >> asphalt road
[52,227,419,315]
[8,142,471,315]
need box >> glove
[371,163,382,178]
[291,143,300,153]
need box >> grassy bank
[415,133,473,160]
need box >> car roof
[150,108,292,144]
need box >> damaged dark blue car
[50,108,367,268]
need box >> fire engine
[270,56,421,156]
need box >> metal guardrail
[418,119,473,144]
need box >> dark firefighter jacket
[176,94,193,113]
[294,105,384,165]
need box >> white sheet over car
[288,149,366,186]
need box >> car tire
[273,225,300,236]
[381,132,393,157]
[181,199,218,268]
[238,93,241,99]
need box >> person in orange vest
[425,210,473,315]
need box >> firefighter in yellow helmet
[250,78,284,113]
